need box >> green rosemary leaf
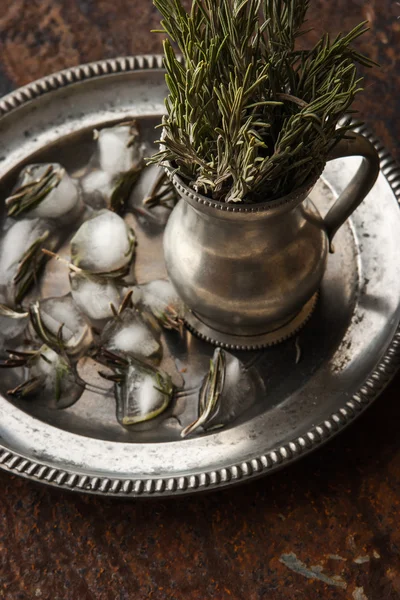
[7,377,43,399]
[13,231,50,305]
[6,165,63,218]
[109,163,145,214]
[0,304,28,319]
[152,0,373,203]
[181,347,225,437]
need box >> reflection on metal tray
[0,56,399,497]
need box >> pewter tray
[0,56,399,497]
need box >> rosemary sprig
[152,307,184,332]
[154,371,175,398]
[96,348,129,383]
[1,344,86,403]
[0,348,44,399]
[110,290,134,318]
[14,231,50,305]
[151,0,375,203]
[42,248,131,286]
[0,304,29,319]
[28,300,92,359]
[97,348,174,400]
[181,347,225,437]
[8,377,43,399]
[6,165,63,217]
[0,349,43,399]
[143,171,179,209]
[0,348,39,369]
[110,164,145,214]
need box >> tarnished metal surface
[0,59,399,499]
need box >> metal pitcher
[163,132,380,349]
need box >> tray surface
[0,56,399,497]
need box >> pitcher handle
[324,132,380,252]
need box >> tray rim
[0,55,399,498]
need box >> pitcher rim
[163,161,323,214]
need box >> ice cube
[130,163,159,208]
[181,348,256,437]
[70,210,135,275]
[80,169,112,209]
[0,218,53,306]
[115,362,173,426]
[97,122,144,177]
[29,345,84,409]
[0,310,28,347]
[101,308,162,365]
[206,350,256,428]
[6,164,82,224]
[70,272,121,324]
[131,279,184,330]
[129,165,177,227]
[0,219,46,281]
[30,294,93,358]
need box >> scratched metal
[0,59,399,497]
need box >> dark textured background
[0,1,400,599]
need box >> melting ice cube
[6,163,82,224]
[70,272,121,325]
[101,308,162,365]
[30,294,93,358]
[130,279,184,330]
[70,210,135,275]
[28,346,85,409]
[181,348,257,437]
[115,362,173,426]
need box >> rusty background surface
[0,1,399,599]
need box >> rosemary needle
[150,0,374,204]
